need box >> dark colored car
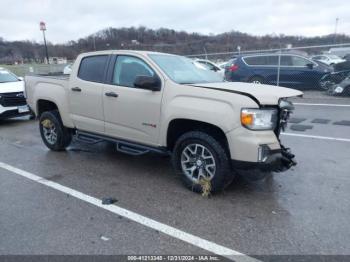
[334,60,350,71]
[327,76,350,96]
[343,54,350,61]
[224,54,332,89]
[320,69,350,96]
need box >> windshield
[328,55,341,59]
[0,69,19,83]
[149,54,223,84]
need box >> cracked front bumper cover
[232,144,297,173]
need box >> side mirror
[134,75,161,91]
[306,63,314,69]
[18,77,24,81]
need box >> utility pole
[203,46,208,60]
[93,35,96,51]
[276,34,282,86]
[334,18,339,44]
[40,21,49,64]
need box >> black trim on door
[105,55,117,85]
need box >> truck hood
[191,82,303,105]
[0,81,24,93]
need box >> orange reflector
[241,112,254,126]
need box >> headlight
[241,108,278,130]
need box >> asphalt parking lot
[0,92,350,261]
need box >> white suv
[0,68,31,120]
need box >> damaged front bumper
[232,143,296,173]
[232,99,297,174]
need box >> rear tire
[248,76,265,84]
[172,131,234,194]
[39,110,72,151]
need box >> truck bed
[24,74,70,116]
[26,73,70,80]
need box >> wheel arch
[37,99,59,117]
[36,98,75,128]
[166,118,230,157]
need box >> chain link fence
[1,43,350,96]
[188,43,350,95]
[0,64,68,77]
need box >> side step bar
[75,131,169,156]
[76,134,103,144]
[117,143,149,156]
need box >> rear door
[68,55,109,134]
[243,55,278,84]
[102,55,163,146]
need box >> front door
[103,55,163,146]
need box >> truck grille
[0,92,27,107]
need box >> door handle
[105,92,119,98]
[71,87,82,92]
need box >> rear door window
[281,56,293,66]
[266,55,278,66]
[78,55,108,83]
[243,56,268,66]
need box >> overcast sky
[0,0,348,43]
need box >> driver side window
[113,56,155,88]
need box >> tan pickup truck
[25,50,302,194]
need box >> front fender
[159,95,240,146]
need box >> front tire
[172,131,234,194]
[39,110,72,151]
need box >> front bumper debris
[232,143,296,173]
[275,144,297,172]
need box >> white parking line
[282,132,350,143]
[294,103,350,107]
[0,161,259,262]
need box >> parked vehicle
[63,64,73,74]
[320,70,350,94]
[334,60,350,71]
[327,76,350,96]
[311,54,345,66]
[225,54,332,89]
[218,61,229,69]
[25,50,302,194]
[0,67,31,120]
[328,47,350,58]
[194,59,225,77]
[343,54,350,61]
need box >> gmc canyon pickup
[25,50,302,193]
